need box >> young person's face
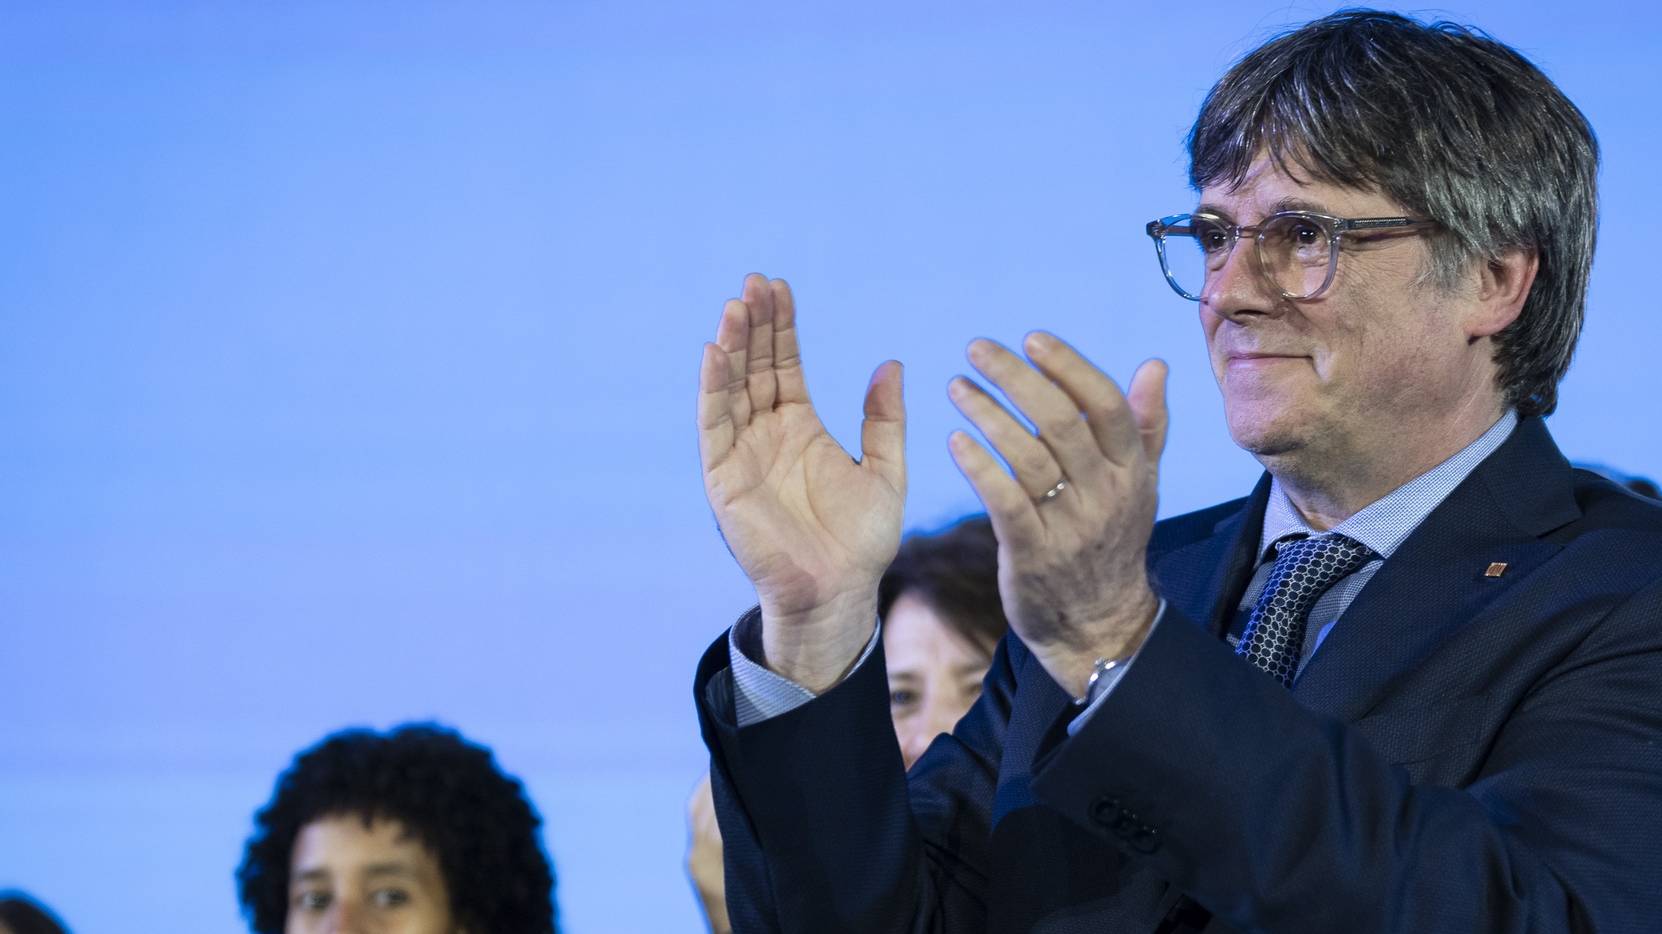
[286,814,461,934]
[884,591,994,770]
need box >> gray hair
[1188,9,1598,417]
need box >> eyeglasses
[1145,211,1437,301]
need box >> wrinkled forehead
[1196,151,1406,221]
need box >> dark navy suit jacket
[695,418,1662,932]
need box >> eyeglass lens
[1160,215,1334,299]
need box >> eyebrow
[888,664,988,682]
[1195,195,1334,221]
[290,862,422,885]
[362,862,420,879]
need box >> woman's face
[884,591,995,770]
[285,814,460,934]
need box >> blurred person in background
[0,893,68,934]
[237,722,557,934]
[1573,462,1660,499]
[687,516,1008,934]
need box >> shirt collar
[1257,409,1519,561]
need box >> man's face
[1197,155,1487,479]
[286,815,461,934]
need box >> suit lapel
[1292,418,1580,720]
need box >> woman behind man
[687,516,1008,933]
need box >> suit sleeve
[1030,580,1662,933]
[694,623,1019,932]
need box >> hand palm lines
[724,404,894,569]
[697,275,905,682]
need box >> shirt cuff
[725,606,882,727]
[1066,598,1166,736]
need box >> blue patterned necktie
[1236,533,1374,687]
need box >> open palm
[697,275,906,646]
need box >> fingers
[688,771,714,823]
[714,297,752,429]
[860,360,906,493]
[948,430,1045,549]
[697,342,737,473]
[742,274,778,414]
[947,376,1065,500]
[964,338,1105,487]
[715,275,809,429]
[1127,358,1169,463]
[1023,332,1144,467]
[770,278,811,405]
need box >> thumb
[860,360,907,493]
[1127,358,1169,464]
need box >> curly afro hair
[236,722,557,933]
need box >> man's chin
[1227,418,1307,461]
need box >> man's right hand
[697,274,906,692]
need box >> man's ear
[1466,246,1539,340]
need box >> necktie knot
[1236,533,1374,686]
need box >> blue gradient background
[2,2,1656,930]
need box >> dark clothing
[695,417,1662,932]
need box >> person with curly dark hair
[237,722,557,934]
[0,892,70,934]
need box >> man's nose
[1201,237,1280,321]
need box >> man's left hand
[947,332,1167,698]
